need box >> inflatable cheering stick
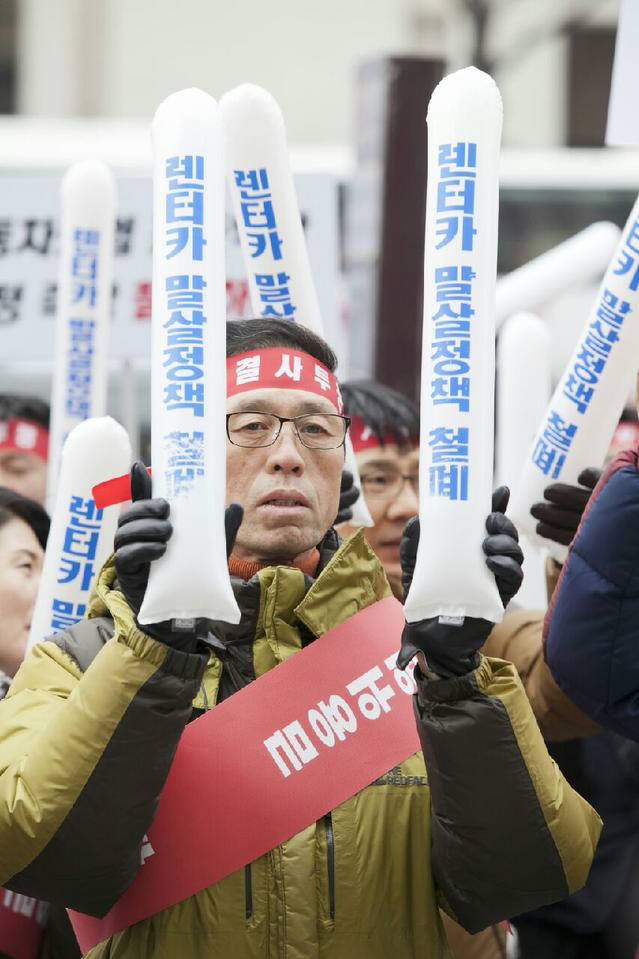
[510,192,639,562]
[47,160,116,509]
[29,416,131,651]
[139,88,240,626]
[495,222,621,330]
[496,312,551,609]
[404,67,504,625]
[221,83,373,527]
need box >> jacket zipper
[324,813,335,919]
[244,863,253,919]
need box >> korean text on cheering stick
[139,88,240,627]
[29,417,131,651]
[510,194,639,563]
[220,83,373,527]
[47,161,116,511]
[404,67,503,625]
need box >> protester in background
[545,378,639,744]
[0,488,48,687]
[0,488,54,959]
[0,395,50,507]
[0,320,599,959]
[504,455,639,959]
[338,382,419,595]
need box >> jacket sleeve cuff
[119,622,207,682]
[414,656,488,706]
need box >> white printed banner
[0,174,338,363]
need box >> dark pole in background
[352,57,443,401]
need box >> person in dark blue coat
[513,453,639,958]
[545,447,639,741]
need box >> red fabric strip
[227,348,342,413]
[349,415,397,452]
[0,891,46,959]
[0,419,48,462]
[93,468,152,509]
[69,597,416,953]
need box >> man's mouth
[257,490,310,509]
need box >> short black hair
[0,394,50,430]
[226,318,337,372]
[0,487,50,551]
[340,381,419,448]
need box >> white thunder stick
[139,88,240,626]
[28,417,130,651]
[47,160,117,510]
[496,313,551,610]
[496,312,551,489]
[495,222,621,330]
[220,83,373,527]
[404,67,503,624]
[510,194,639,563]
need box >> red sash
[0,890,46,959]
[70,597,418,953]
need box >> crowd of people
[0,317,637,958]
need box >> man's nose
[266,422,306,474]
[386,478,419,520]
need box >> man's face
[0,449,47,506]
[226,388,344,563]
[338,442,419,582]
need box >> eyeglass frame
[225,410,352,450]
[359,470,419,499]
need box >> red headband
[349,415,417,453]
[0,418,49,461]
[227,348,342,413]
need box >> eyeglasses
[226,411,351,450]
[360,470,419,500]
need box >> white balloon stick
[140,88,240,626]
[496,313,552,611]
[495,222,621,329]
[220,84,323,334]
[496,312,551,489]
[47,160,117,510]
[28,417,131,652]
[404,67,504,625]
[510,194,639,563]
[220,83,373,527]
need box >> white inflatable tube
[495,222,621,329]
[404,67,504,625]
[496,313,552,610]
[28,417,131,651]
[496,312,551,489]
[47,160,117,509]
[220,83,373,527]
[139,88,240,626]
[510,194,639,563]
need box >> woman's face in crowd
[0,517,44,677]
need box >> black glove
[530,467,601,547]
[334,470,360,525]
[483,485,524,608]
[114,461,243,649]
[396,486,524,676]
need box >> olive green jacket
[0,530,600,958]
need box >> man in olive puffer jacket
[0,319,600,959]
